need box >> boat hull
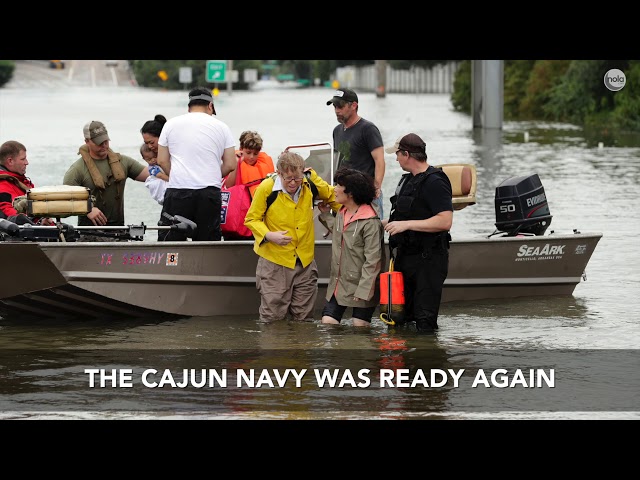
[0,232,602,320]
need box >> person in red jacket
[0,140,53,225]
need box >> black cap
[384,133,427,154]
[188,90,216,114]
[326,88,359,106]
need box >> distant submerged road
[4,60,136,89]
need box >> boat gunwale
[29,231,603,249]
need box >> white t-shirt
[158,111,235,189]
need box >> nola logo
[604,69,626,91]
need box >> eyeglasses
[281,174,304,183]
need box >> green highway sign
[206,60,227,82]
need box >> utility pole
[375,60,387,98]
[472,60,503,129]
[227,59,233,96]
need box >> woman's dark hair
[334,167,376,206]
[140,114,167,137]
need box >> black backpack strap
[304,170,319,200]
[266,190,278,211]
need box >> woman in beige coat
[319,168,385,327]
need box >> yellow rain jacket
[244,169,340,269]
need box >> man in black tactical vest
[383,133,453,333]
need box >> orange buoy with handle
[379,258,405,326]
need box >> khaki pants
[256,256,318,322]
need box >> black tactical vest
[389,167,450,253]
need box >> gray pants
[255,256,318,322]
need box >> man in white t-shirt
[157,87,237,241]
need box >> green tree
[451,59,638,133]
[503,60,536,119]
[519,60,571,119]
[0,60,15,87]
[451,60,471,113]
[131,60,237,90]
[131,60,330,90]
[544,60,630,122]
[608,60,640,131]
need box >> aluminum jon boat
[0,143,602,320]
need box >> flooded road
[5,60,134,89]
[0,72,639,419]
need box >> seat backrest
[439,164,477,210]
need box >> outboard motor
[494,173,552,236]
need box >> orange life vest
[237,152,275,197]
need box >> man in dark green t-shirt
[63,120,149,229]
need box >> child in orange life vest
[223,130,274,198]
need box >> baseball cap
[385,133,427,154]
[326,88,359,106]
[188,90,216,114]
[83,121,110,145]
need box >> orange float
[379,258,405,326]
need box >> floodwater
[0,82,639,420]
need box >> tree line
[1,60,636,134]
[133,59,640,134]
[452,60,639,133]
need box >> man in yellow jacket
[244,151,340,323]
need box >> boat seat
[21,186,93,218]
[439,164,477,210]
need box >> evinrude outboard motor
[494,173,552,236]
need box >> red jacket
[0,167,34,217]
